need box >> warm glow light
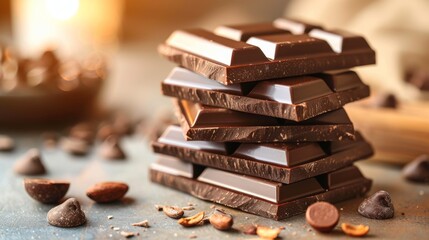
[45,0,79,20]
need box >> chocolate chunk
[402,155,429,183]
[60,137,90,156]
[86,182,129,203]
[176,100,354,142]
[372,93,398,109]
[14,148,46,175]
[159,18,375,85]
[99,136,126,160]
[358,190,394,219]
[162,67,369,121]
[0,134,14,151]
[47,198,86,228]
[306,201,339,232]
[24,178,70,204]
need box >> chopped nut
[120,231,136,238]
[209,209,233,231]
[341,223,370,237]
[178,211,205,227]
[182,206,195,211]
[132,220,149,228]
[107,215,113,220]
[113,227,120,231]
[155,204,163,211]
[163,206,184,219]
[256,226,282,239]
[242,225,257,235]
[188,234,197,239]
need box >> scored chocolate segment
[180,99,279,127]
[317,165,365,190]
[176,100,354,142]
[247,34,334,60]
[197,167,324,203]
[309,29,372,53]
[166,29,267,66]
[247,76,333,104]
[151,156,204,179]
[232,142,326,166]
[316,71,364,92]
[214,23,288,41]
[158,125,228,153]
[273,18,322,34]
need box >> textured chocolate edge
[162,81,370,122]
[150,169,372,220]
[173,100,355,142]
[151,140,374,183]
[158,44,375,85]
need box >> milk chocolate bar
[151,126,374,183]
[150,157,372,220]
[162,67,370,121]
[175,99,354,142]
[158,18,375,85]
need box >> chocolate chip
[306,201,339,232]
[402,155,429,183]
[99,136,126,160]
[358,190,394,219]
[14,148,46,175]
[86,182,129,203]
[372,93,398,109]
[69,122,94,143]
[96,123,117,141]
[47,198,86,228]
[24,178,70,204]
[60,137,90,156]
[0,134,14,151]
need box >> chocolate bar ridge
[150,168,372,220]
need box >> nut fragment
[256,226,282,239]
[155,204,163,211]
[242,225,257,235]
[132,220,149,228]
[182,206,195,211]
[120,231,136,238]
[341,223,370,237]
[163,206,184,219]
[178,211,205,227]
[209,209,233,231]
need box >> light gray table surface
[0,129,428,240]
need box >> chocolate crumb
[120,231,136,238]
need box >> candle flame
[45,0,79,21]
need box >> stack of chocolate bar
[150,19,376,220]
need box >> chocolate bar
[152,126,374,183]
[175,99,355,142]
[158,18,375,85]
[162,67,370,121]
[150,157,372,220]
